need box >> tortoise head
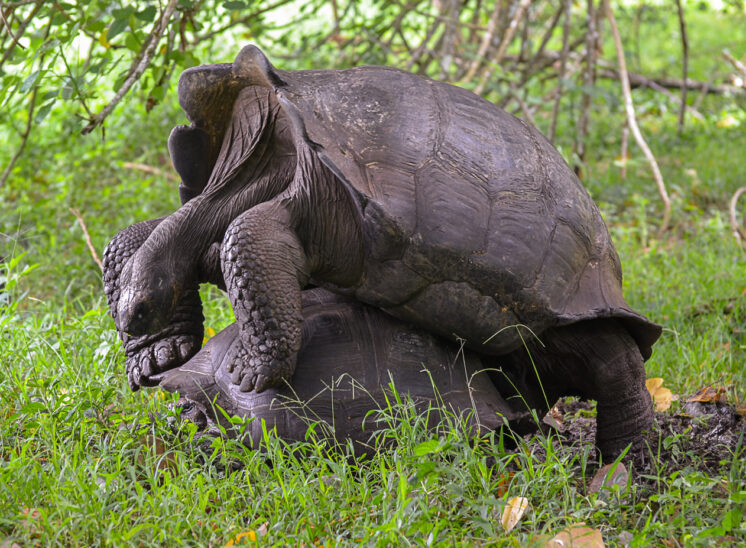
[116,248,181,337]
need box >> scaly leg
[220,200,308,393]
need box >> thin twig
[475,0,531,95]
[122,162,178,181]
[728,187,746,249]
[620,120,629,180]
[0,6,23,47]
[0,86,37,187]
[605,0,671,236]
[574,0,598,175]
[598,66,744,95]
[70,208,104,272]
[597,60,704,118]
[81,0,178,135]
[675,0,688,135]
[462,0,501,82]
[194,0,294,44]
[722,49,746,79]
[548,0,571,144]
[0,0,42,70]
[508,83,537,127]
[692,77,712,111]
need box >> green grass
[2,5,746,545]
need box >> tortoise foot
[224,340,291,393]
[125,332,202,391]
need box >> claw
[231,366,243,385]
[254,374,269,393]
[239,374,255,392]
[128,364,142,392]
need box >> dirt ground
[536,396,746,482]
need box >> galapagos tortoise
[110,46,661,457]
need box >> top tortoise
[112,45,661,456]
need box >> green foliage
[1,1,746,545]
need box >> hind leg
[492,319,653,460]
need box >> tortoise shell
[157,289,516,452]
[172,45,660,358]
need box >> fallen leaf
[687,386,727,404]
[545,524,605,547]
[225,530,256,546]
[501,496,529,533]
[19,507,42,537]
[587,463,628,495]
[735,404,746,417]
[225,522,268,546]
[137,435,178,474]
[543,406,565,432]
[617,530,633,547]
[495,473,514,498]
[646,377,663,393]
[646,378,674,412]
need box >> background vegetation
[1,0,744,545]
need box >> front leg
[220,201,308,393]
[104,219,207,390]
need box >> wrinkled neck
[137,84,297,283]
[139,150,296,284]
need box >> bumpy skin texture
[112,46,663,458]
[220,203,306,392]
[103,219,205,390]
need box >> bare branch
[620,120,629,180]
[722,49,746,80]
[462,0,501,82]
[0,6,24,48]
[598,66,745,95]
[70,208,103,272]
[574,0,599,175]
[0,0,43,70]
[548,0,571,144]
[729,187,746,249]
[194,0,295,44]
[122,162,178,181]
[605,0,671,236]
[675,0,689,135]
[81,0,178,135]
[474,0,531,95]
[0,86,37,187]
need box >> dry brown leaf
[495,472,514,498]
[543,406,566,432]
[646,378,674,411]
[687,386,727,404]
[545,524,605,547]
[735,404,746,417]
[587,463,628,495]
[501,496,529,533]
[18,507,42,539]
[137,435,178,474]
